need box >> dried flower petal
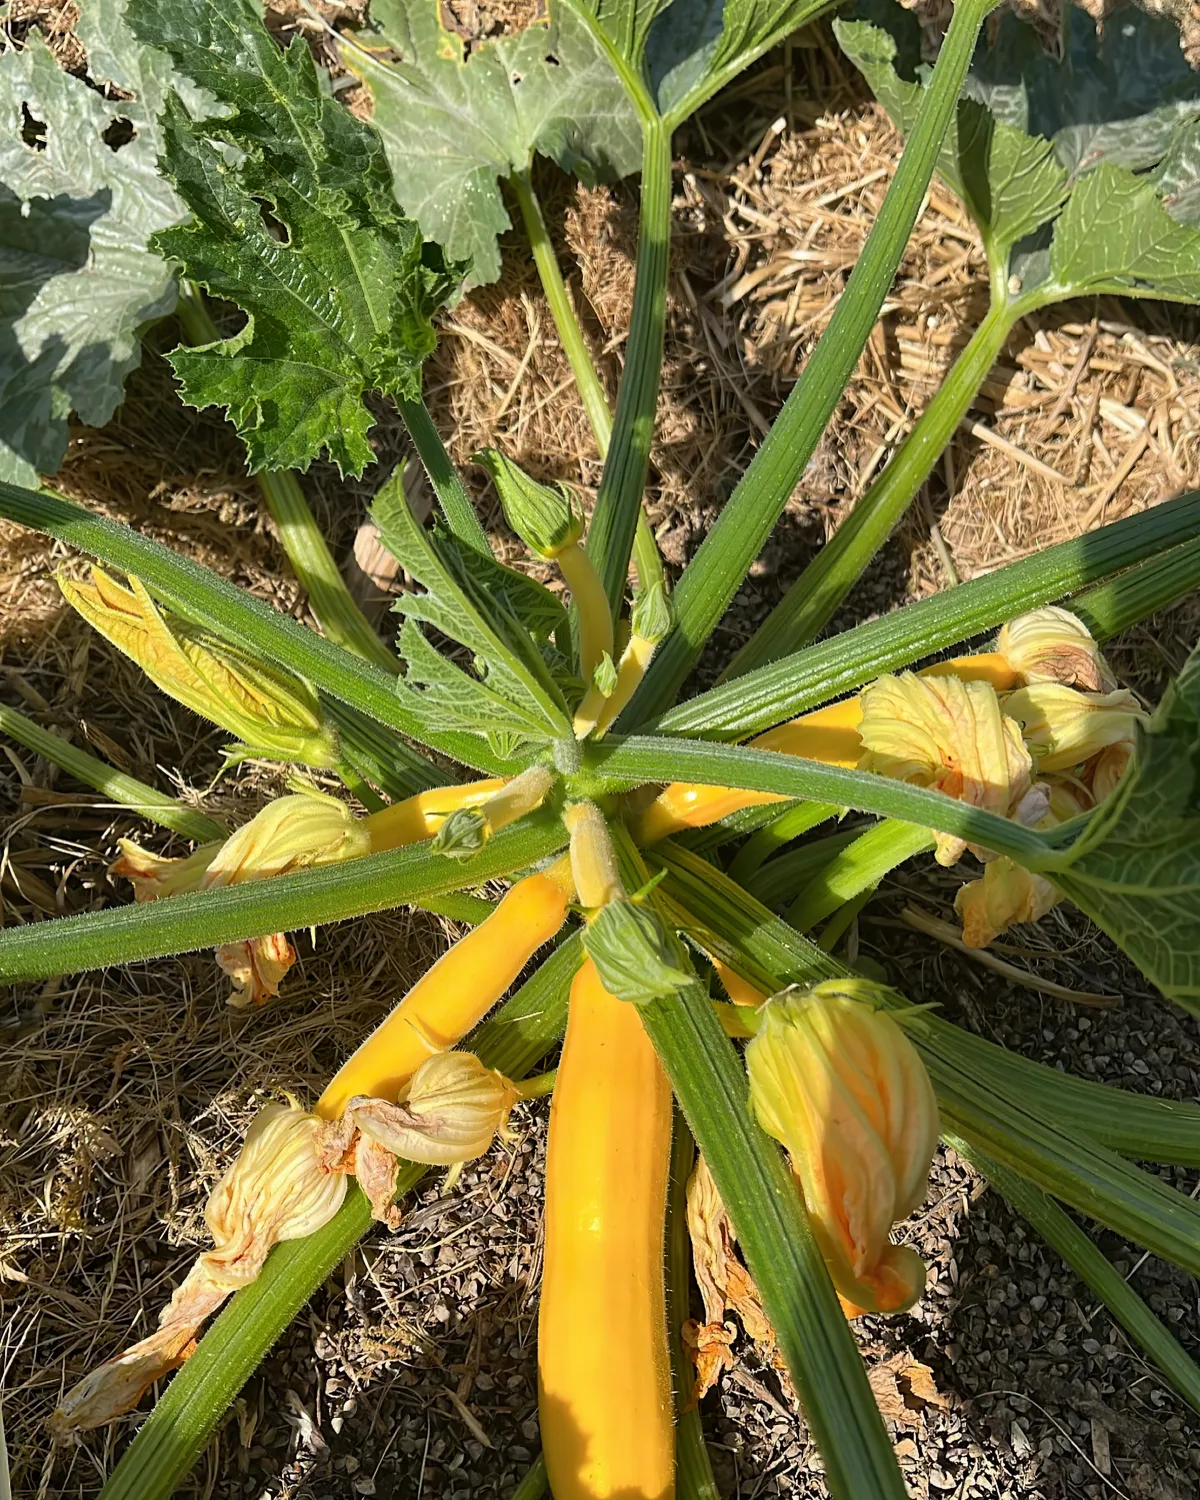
[858,673,1033,865]
[217,933,298,1008]
[50,1105,345,1439]
[955,859,1060,948]
[110,839,219,900]
[746,980,938,1315]
[997,606,1116,692]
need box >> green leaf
[834,10,1068,261]
[1048,159,1200,300]
[0,811,566,983]
[126,0,461,477]
[371,475,572,740]
[0,5,186,483]
[437,529,568,644]
[1049,639,1200,1013]
[647,0,837,124]
[651,487,1200,740]
[838,1,1200,298]
[341,0,642,286]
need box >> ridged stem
[0,703,225,843]
[787,819,934,929]
[395,394,491,554]
[627,0,1001,724]
[725,297,1021,678]
[174,284,396,673]
[586,118,673,613]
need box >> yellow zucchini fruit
[539,957,675,1500]
[317,864,572,1119]
[363,778,506,851]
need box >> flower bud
[997,607,1115,692]
[59,567,339,767]
[1002,683,1145,773]
[745,980,938,1314]
[473,449,582,558]
[858,672,1033,865]
[50,1104,346,1440]
[433,765,554,860]
[630,581,673,646]
[582,899,692,1006]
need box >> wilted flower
[59,566,339,767]
[1002,683,1146,773]
[746,980,938,1315]
[318,1052,520,1219]
[857,672,1035,865]
[997,607,1116,692]
[1089,740,1135,803]
[954,859,1060,949]
[112,793,370,1006]
[50,1105,346,1440]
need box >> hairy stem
[586,118,673,613]
[395,394,491,554]
[627,0,1001,723]
[174,284,395,672]
[726,296,1022,678]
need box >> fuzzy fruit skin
[317,868,570,1119]
[539,958,675,1500]
[362,779,506,851]
[635,652,1019,844]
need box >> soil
[3,4,1200,1499]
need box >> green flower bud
[432,806,488,859]
[630,581,673,645]
[473,449,582,558]
[582,900,692,1005]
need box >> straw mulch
[3,4,1200,1497]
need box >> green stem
[727,803,838,884]
[334,760,387,813]
[509,1455,549,1500]
[513,1067,557,1099]
[511,169,614,457]
[726,297,1021,679]
[787,819,933,930]
[667,1112,721,1500]
[174,285,395,673]
[0,703,226,843]
[1072,535,1200,642]
[395,395,491,555]
[97,936,582,1500]
[511,169,666,598]
[586,118,673,613]
[640,980,906,1498]
[961,1142,1200,1416]
[626,0,1000,725]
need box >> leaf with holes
[0,0,189,484]
[126,0,463,476]
[340,0,642,286]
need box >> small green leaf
[341,0,642,285]
[127,0,461,476]
[0,3,187,483]
[372,475,572,740]
[1051,640,1200,1013]
[437,530,569,643]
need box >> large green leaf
[837,1,1200,299]
[0,1,188,483]
[126,0,461,477]
[342,0,642,285]
[1049,639,1200,1014]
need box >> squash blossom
[1001,682,1146,774]
[50,1104,346,1440]
[113,792,370,1006]
[59,566,339,767]
[318,1051,520,1221]
[746,981,938,1315]
[996,606,1116,693]
[856,671,1040,865]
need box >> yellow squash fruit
[539,957,675,1500]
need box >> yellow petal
[1003,683,1145,772]
[955,859,1060,948]
[110,839,220,900]
[202,793,369,888]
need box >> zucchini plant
[3,0,1200,1496]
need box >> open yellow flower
[1002,682,1146,774]
[60,567,339,767]
[857,671,1036,865]
[746,980,938,1315]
